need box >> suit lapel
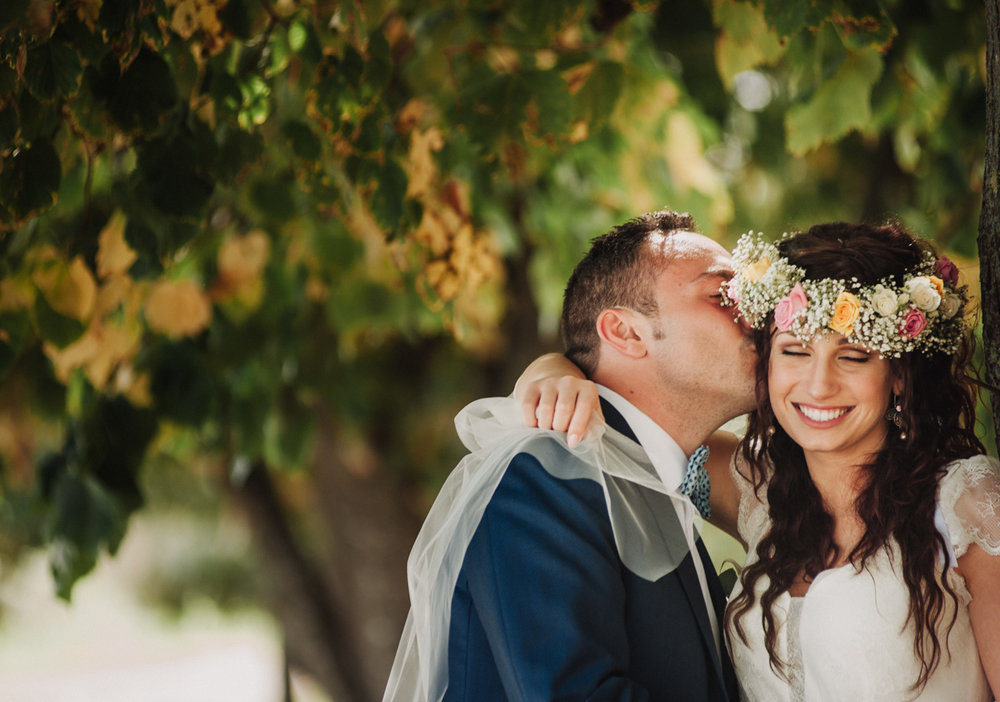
[601,397,735,700]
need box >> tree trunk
[313,409,424,699]
[230,461,376,702]
[979,0,1000,445]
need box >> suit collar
[597,386,688,491]
[599,396,638,444]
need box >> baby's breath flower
[722,231,969,358]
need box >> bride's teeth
[798,406,846,422]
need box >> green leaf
[370,158,407,234]
[216,126,264,183]
[574,61,623,127]
[12,90,61,143]
[0,138,62,222]
[713,1,787,88]
[363,29,392,100]
[98,0,132,35]
[147,340,216,426]
[32,291,86,348]
[263,402,316,472]
[250,174,296,221]
[238,74,271,127]
[68,69,113,141]
[288,18,323,64]
[827,1,896,51]
[137,131,215,218]
[756,0,895,50]
[530,70,573,138]
[47,469,125,600]
[342,44,366,95]
[208,69,244,119]
[0,311,31,380]
[507,0,583,38]
[80,395,157,507]
[282,120,322,160]
[785,47,884,155]
[0,60,17,97]
[757,0,824,36]
[93,48,178,133]
[0,102,18,149]
[23,41,84,102]
[219,0,255,40]
[459,69,531,145]
[0,0,29,31]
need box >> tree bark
[230,461,375,702]
[314,409,424,698]
[979,0,1000,445]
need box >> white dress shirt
[597,385,723,659]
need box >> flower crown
[721,231,969,358]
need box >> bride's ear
[596,308,648,359]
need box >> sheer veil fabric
[382,396,695,702]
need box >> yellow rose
[743,256,770,283]
[829,292,861,336]
[927,275,945,295]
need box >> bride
[517,221,1000,700]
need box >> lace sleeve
[939,454,1000,559]
[731,452,769,547]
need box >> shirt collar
[597,385,688,491]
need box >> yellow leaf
[218,230,271,285]
[170,0,199,38]
[405,127,443,199]
[713,0,786,89]
[397,98,431,133]
[97,212,138,279]
[120,369,153,408]
[95,275,133,316]
[43,318,142,389]
[44,330,101,384]
[0,276,35,312]
[665,112,723,194]
[145,279,213,338]
[33,255,97,322]
[414,209,450,255]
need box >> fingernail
[568,433,580,448]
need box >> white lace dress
[727,454,1000,702]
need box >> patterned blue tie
[680,445,711,520]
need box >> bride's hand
[514,353,602,448]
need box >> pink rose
[774,283,808,331]
[934,256,959,286]
[899,307,927,339]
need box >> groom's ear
[595,308,648,359]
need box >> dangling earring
[886,394,907,440]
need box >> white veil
[382,396,695,702]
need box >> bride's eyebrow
[698,269,733,284]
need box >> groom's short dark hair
[560,209,698,377]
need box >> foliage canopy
[0,0,991,610]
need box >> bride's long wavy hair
[725,221,986,691]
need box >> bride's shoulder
[939,454,1000,559]
[940,453,1000,492]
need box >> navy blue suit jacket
[444,400,739,701]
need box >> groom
[385,210,754,700]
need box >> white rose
[871,287,899,317]
[904,277,941,312]
[939,293,961,319]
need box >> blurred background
[0,1,996,700]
